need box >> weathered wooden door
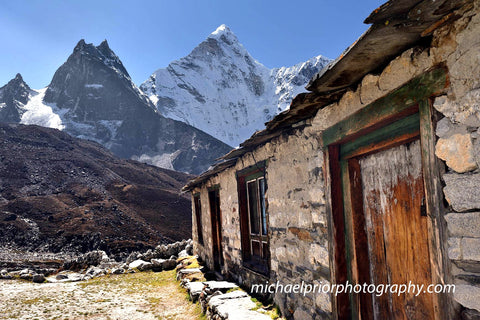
[353,139,434,319]
[325,69,450,319]
[209,188,223,271]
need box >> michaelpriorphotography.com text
[251,280,455,297]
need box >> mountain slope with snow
[1,40,231,174]
[140,25,331,146]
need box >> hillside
[0,123,194,256]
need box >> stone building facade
[184,1,480,319]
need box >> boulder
[162,259,177,271]
[186,281,205,302]
[32,274,45,283]
[178,250,189,258]
[128,259,152,271]
[56,274,69,280]
[112,268,125,275]
[151,259,165,272]
[86,266,105,278]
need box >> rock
[32,274,45,283]
[445,212,480,237]
[112,268,125,275]
[443,173,480,212]
[178,250,189,258]
[162,259,177,271]
[56,274,69,280]
[84,250,110,266]
[86,266,105,278]
[19,269,31,276]
[204,281,238,292]
[208,290,271,320]
[20,273,32,280]
[462,308,480,320]
[454,284,480,312]
[176,268,203,281]
[435,134,477,173]
[435,117,469,138]
[185,243,193,255]
[68,273,84,282]
[186,282,205,302]
[128,260,152,271]
[151,259,165,272]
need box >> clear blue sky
[1,0,385,89]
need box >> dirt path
[0,270,202,320]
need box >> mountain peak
[6,72,29,91]
[208,24,239,44]
[97,39,110,51]
[74,39,87,51]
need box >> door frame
[208,185,223,272]
[321,67,452,319]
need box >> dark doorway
[209,188,223,272]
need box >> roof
[182,0,470,192]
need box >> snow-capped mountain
[140,25,331,146]
[0,74,31,123]
[0,40,231,174]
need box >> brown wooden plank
[359,140,435,319]
[327,145,351,319]
[341,159,358,317]
[419,99,453,319]
[347,158,374,319]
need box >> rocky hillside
[0,123,194,255]
[1,40,231,174]
[141,25,331,146]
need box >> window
[193,194,204,245]
[237,161,269,275]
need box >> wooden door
[345,139,435,319]
[209,188,223,271]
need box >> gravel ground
[0,270,202,320]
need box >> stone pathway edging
[176,264,272,320]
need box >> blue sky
[1,0,385,89]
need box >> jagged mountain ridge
[140,25,331,146]
[1,40,231,174]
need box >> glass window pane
[259,178,267,235]
[247,180,260,234]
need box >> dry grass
[0,270,202,320]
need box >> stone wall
[191,128,331,318]
[191,1,480,318]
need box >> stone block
[359,74,381,105]
[309,243,329,267]
[435,116,469,138]
[462,238,480,261]
[448,237,462,260]
[445,212,480,237]
[378,49,416,92]
[443,173,480,212]
[435,134,477,173]
[454,284,480,312]
[433,89,480,126]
